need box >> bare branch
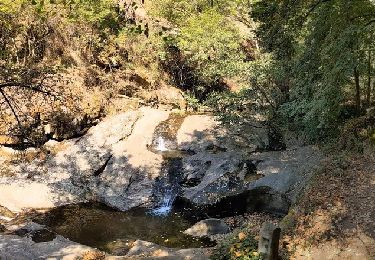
[0,88,21,127]
[0,81,57,97]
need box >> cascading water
[156,136,168,152]
[149,156,184,217]
[148,113,188,216]
[149,156,183,216]
[149,186,176,216]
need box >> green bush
[0,0,27,14]
[211,230,262,260]
[177,10,246,85]
[150,0,251,99]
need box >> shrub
[211,230,262,260]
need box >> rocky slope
[0,107,323,258]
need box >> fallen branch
[0,81,56,97]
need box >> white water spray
[156,136,168,152]
[149,188,176,216]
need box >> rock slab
[184,219,230,237]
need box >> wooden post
[258,222,281,260]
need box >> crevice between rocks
[93,155,113,177]
[174,187,291,220]
[117,112,142,143]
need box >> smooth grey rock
[181,151,247,205]
[0,109,168,212]
[19,222,45,232]
[0,109,274,214]
[249,146,323,203]
[180,146,322,215]
[0,234,93,259]
[91,108,169,211]
[177,114,269,153]
[177,118,321,216]
[184,219,230,237]
[0,106,322,218]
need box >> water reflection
[34,203,215,254]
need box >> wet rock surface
[6,222,57,243]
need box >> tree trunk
[367,50,372,107]
[354,67,361,113]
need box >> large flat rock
[180,146,323,215]
[177,115,219,151]
[248,146,323,202]
[0,234,94,260]
[94,107,170,210]
[0,108,170,213]
[0,182,76,213]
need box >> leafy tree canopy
[252,0,375,140]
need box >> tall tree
[252,0,375,139]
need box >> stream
[0,109,313,259]
[34,113,216,254]
[34,203,215,254]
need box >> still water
[35,203,215,254]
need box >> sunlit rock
[184,219,230,237]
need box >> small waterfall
[149,157,183,217]
[149,187,176,216]
[149,114,187,217]
[156,136,168,152]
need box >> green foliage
[251,0,298,61]
[205,55,277,130]
[151,0,236,26]
[21,0,119,26]
[152,0,256,22]
[211,230,262,260]
[150,0,252,99]
[62,0,117,24]
[253,0,375,141]
[0,0,27,14]
[206,89,258,127]
[177,10,246,84]
[184,92,201,111]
